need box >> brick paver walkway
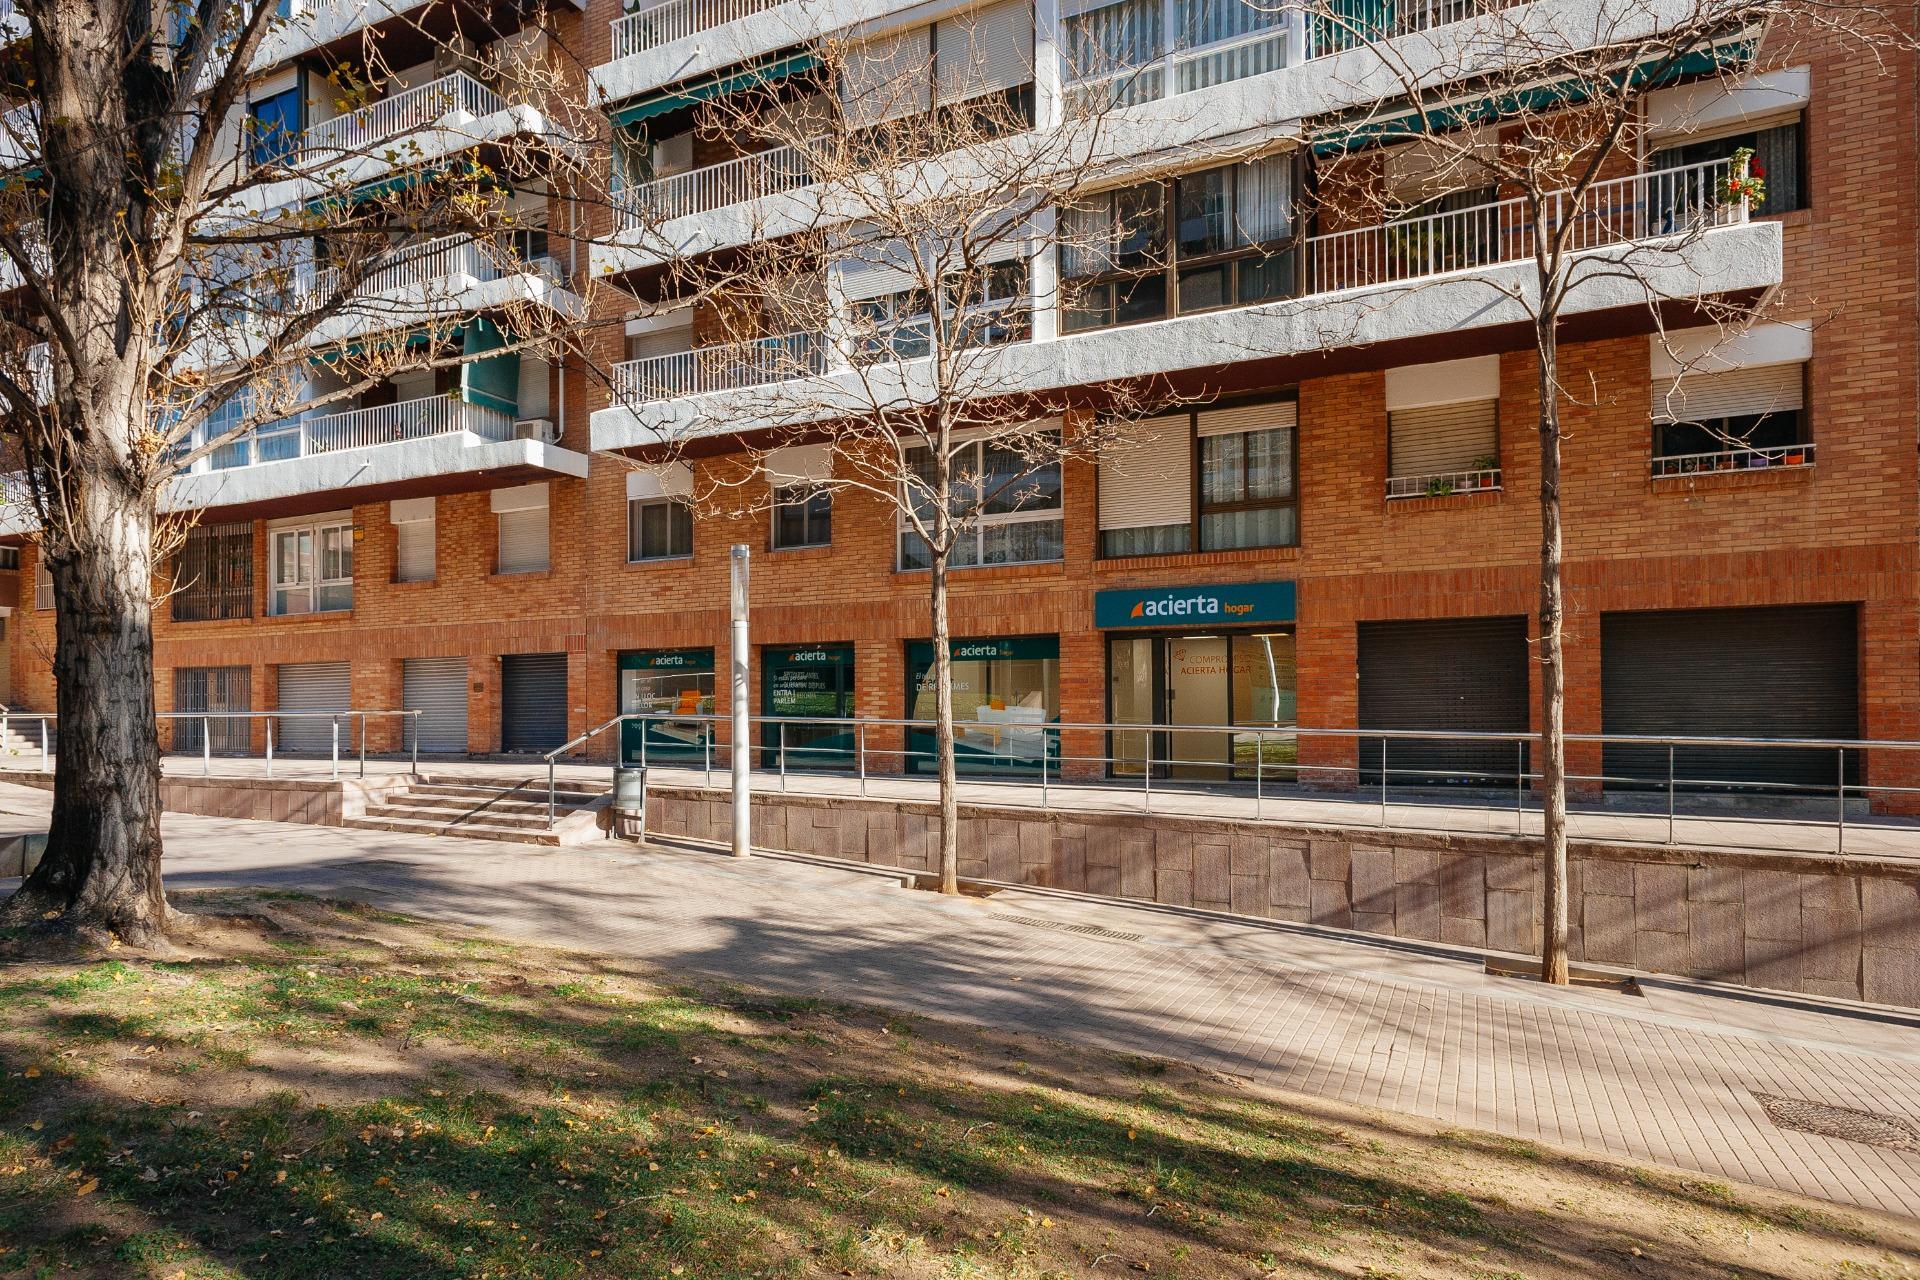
[4,782,1919,1220]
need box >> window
[898,432,1065,569]
[1386,401,1499,497]
[0,546,18,571]
[270,519,352,616]
[627,498,693,561]
[840,1,1036,140]
[493,484,550,574]
[1651,116,1805,215]
[1651,362,1808,475]
[33,557,51,610]
[773,487,832,549]
[1097,413,1193,557]
[851,259,1030,361]
[172,521,254,621]
[1063,153,1295,332]
[173,666,252,755]
[1197,402,1297,549]
[246,86,302,169]
[1062,0,1290,105]
[391,498,435,583]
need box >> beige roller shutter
[840,28,932,127]
[1196,398,1296,437]
[1388,399,1498,477]
[391,497,435,583]
[1098,414,1191,531]
[936,0,1034,105]
[1651,362,1804,423]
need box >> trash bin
[612,764,647,842]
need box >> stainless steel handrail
[0,709,424,781]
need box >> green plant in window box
[1719,146,1767,208]
[1472,455,1498,488]
[1425,476,1456,498]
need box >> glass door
[1166,635,1233,778]
[1106,630,1297,779]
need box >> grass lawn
[0,891,1915,1280]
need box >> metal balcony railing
[1385,466,1502,499]
[610,0,786,60]
[1305,0,1520,57]
[307,233,561,302]
[296,71,506,162]
[1304,157,1747,294]
[617,144,812,229]
[611,330,826,405]
[1651,441,1815,478]
[206,394,514,471]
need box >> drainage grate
[991,913,1145,943]
[1753,1092,1920,1151]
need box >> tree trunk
[2,474,169,947]
[1536,325,1570,985]
[929,546,959,895]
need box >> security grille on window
[898,429,1065,569]
[173,666,252,755]
[494,484,551,575]
[172,521,254,621]
[1196,400,1297,550]
[33,558,51,610]
[1097,413,1193,556]
[767,445,833,549]
[270,517,353,616]
[390,497,436,583]
[627,465,694,562]
[1063,151,1296,331]
[1384,355,1501,498]
[1651,362,1809,473]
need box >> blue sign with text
[1093,580,1296,629]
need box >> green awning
[1309,36,1756,155]
[301,158,495,217]
[609,52,821,129]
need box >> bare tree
[603,26,1227,893]
[0,0,603,945]
[1296,0,1913,981]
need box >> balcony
[199,394,514,473]
[296,71,505,164]
[611,0,787,62]
[612,330,827,405]
[594,158,1782,443]
[1386,467,1501,500]
[617,145,812,231]
[1651,441,1815,479]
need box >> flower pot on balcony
[1785,451,1805,466]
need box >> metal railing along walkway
[0,710,423,780]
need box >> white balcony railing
[1304,0,1519,57]
[296,71,506,162]
[1650,441,1814,478]
[1386,467,1502,499]
[307,233,560,303]
[618,144,812,229]
[207,394,514,471]
[1305,157,1747,294]
[610,0,785,60]
[611,330,825,405]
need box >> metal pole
[729,544,751,859]
[1837,745,1846,855]
[358,715,367,779]
[547,757,556,829]
[40,719,48,773]
[1254,731,1263,820]
[410,713,419,774]
[330,716,339,781]
[1515,739,1524,836]
[857,721,867,797]
[1039,728,1049,809]
[203,715,211,776]
[1380,736,1389,827]
[1667,744,1676,845]
[266,717,274,778]
[779,721,787,792]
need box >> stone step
[341,814,562,846]
[361,802,557,829]
[382,792,588,819]
[407,780,607,803]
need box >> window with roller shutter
[493,484,550,575]
[1097,414,1192,557]
[840,2,1035,135]
[1650,361,1808,475]
[1386,400,1499,497]
[391,497,435,583]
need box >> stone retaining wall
[0,770,406,826]
[647,786,1920,1010]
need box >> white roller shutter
[1196,399,1296,437]
[1098,414,1191,531]
[276,661,350,754]
[1388,399,1498,477]
[1651,362,1804,423]
[936,0,1034,105]
[391,497,435,583]
[402,657,469,755]
[517,357,551,420]
[766,444,833,484]
[493,483,550,574]
[840,28,932,127]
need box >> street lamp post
[730,544,751,858]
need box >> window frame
[771,486,833,550]
[1648,114,1808,216]
[626,496,695,563]
[896,432,1067,571]
[1193,415,1300,552]
[245,85,303,170]
[269,518,353,617]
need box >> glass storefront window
[619,649,715,763]
[1106,629,1296,779]
[763,644,856,769]
[906,636,1060,774]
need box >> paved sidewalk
[4,782,1919,1220]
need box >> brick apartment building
[1,0,1913,800]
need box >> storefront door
[619,649,716,764]
[763,644,856,770]
[1107,631,1296,780]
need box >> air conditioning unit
[514,418,557,443]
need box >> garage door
[403,657,469,755]
[501,653,567,753]
[276,661,351,754]
[1602,605,1858,791]
[1357,617,1530,786]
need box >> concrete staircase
[0,716,52,766]
[343,773,610,845]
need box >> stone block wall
[647,786,1920,1009]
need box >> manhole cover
[991,913,1145,943]
[1753,1092,1920,1151]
